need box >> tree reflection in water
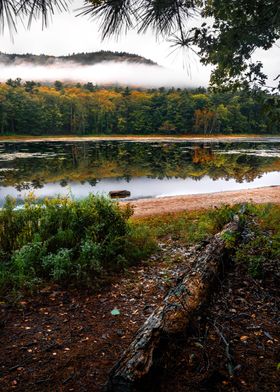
[0,140,280,202]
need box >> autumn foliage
[0,81,275,135]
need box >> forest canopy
[0,81,277,135]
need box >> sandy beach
[0,134,278,143]
[125,186,280,217]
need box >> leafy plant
[0,195,156,295]
[221,230,238,249]
[234,204,280,278]
[235,233,280,278]
[42,248,73,282]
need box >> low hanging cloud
[0,61,208,88]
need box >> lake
[1,138,280,207]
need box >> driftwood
[109,190,131,198]
[106,216,241,392]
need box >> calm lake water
[1,138,280,206]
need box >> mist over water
[0,61,203,88]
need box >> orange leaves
[194,108,217,132]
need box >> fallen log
[106,216,241,392]
[109,190,131,198]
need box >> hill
[0,51,157,66]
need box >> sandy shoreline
[124,186,280,218]
[1,134,279,143]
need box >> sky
[0,0,279,88]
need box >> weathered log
[106,216,241,392]
[109,190,131,198]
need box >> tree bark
[106,216,241,392]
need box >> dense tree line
[0,80,278,135]
[0,51,155,66]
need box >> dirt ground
[146,264,280,392]
[1,239,279,392]
[125,186,280,218]
[0,242,192,392]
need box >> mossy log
[105,217,241,392]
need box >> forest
[0,50,155,66]
[0,80,278,135]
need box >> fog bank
[0,61,208,88]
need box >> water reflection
[0,139,280,206]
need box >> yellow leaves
[37,86,60,97]
[94,89,121,101]
[130,90,151,101]
[88,89,120,112]
[192,93,209,102]
[194,108,217,132]
[0,83,9,101]
[166,91,181,101]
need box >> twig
[212,321,235,377]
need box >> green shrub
[221,230,238,249]
[0,195,155,295]
[75,240,102,285]
[42,248,73,282]
[0,265,11,296]
[10,242,46,287]
[125,224,158,263]
[234,204,280,278]
[235,232,280,278]
[3,198,279,295]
